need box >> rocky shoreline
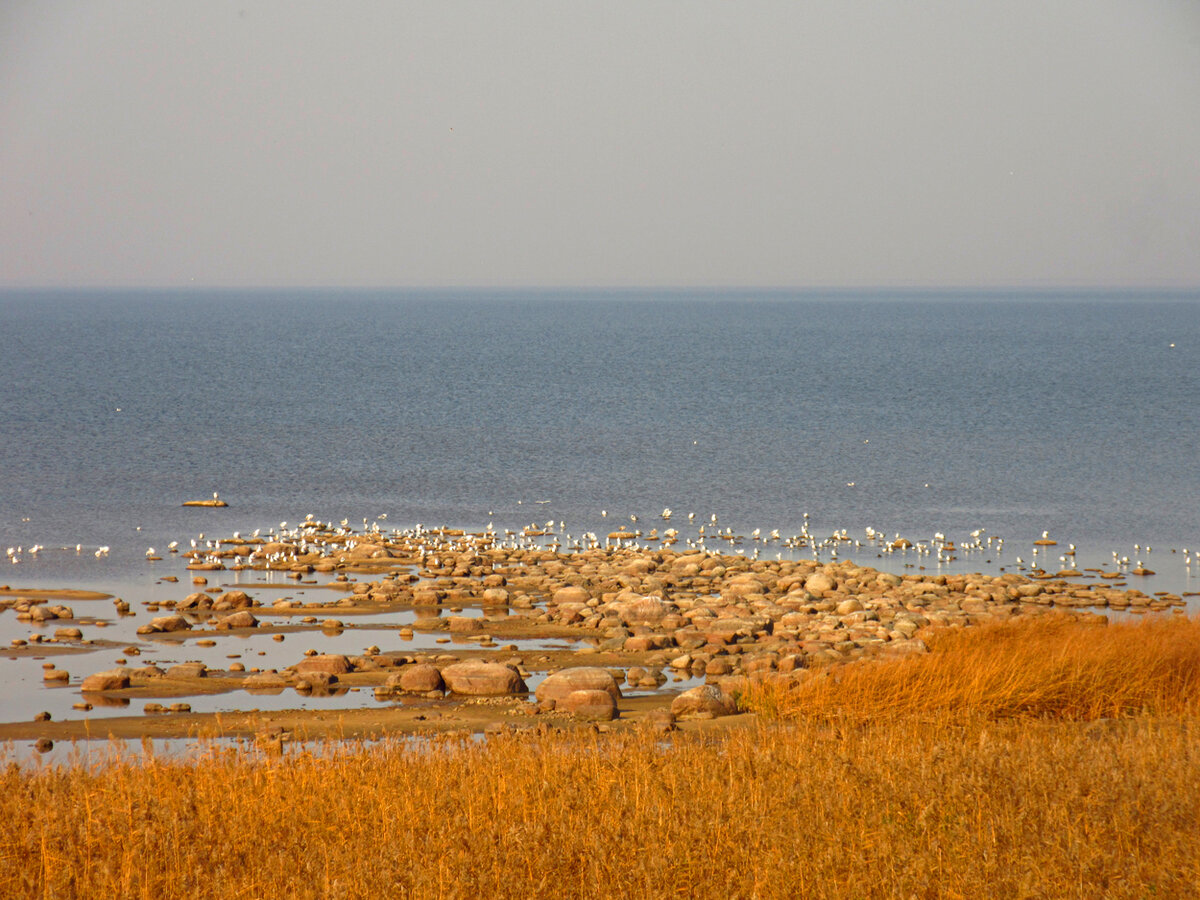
[1,520,1188,750]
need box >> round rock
[397,663,445,693]
[440,659,527,695]
[670,684,737,719]
[535,666,623,705]
[560,689,617,721]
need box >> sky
[2,1,1199,289]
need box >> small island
[182,492,228,508]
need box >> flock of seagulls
[5,543,110,564]
[2,509,1195,595]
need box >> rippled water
[3,288,1198,557]
[2,287,1199,747]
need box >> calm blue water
[1,287,1198,592]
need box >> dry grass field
[3,615,1199,899]
[749,612,1200,722]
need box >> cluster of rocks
[58,525,1192,733]
[2,597,75,623]
[78,661,213,692]
[131,590,263,634]
[334,548,1179,687]
[174,589,255,612]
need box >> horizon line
[3,283,1200,295]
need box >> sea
[1,286,1198,589]
[1,286,1199,745]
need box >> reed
[2,616,1198,898]
[748,614,1200,723]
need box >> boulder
[215,610,258,630]
[480,588,510,605]
[296,672,337,691]
[618,596,671,626]
[412,616,446,631]
[166,662,207,679]
[296,654,352,676]
[441,659,527,695]
[243,671,288,689]
[551,586,591,605]
[535,666,623,705]
[81,669,131,692]
[397,663,445,693]
[623,634,673,652]
[670,684,737,719]
[147,614,192,633]
[447,616,481,633]
[214,590,253,610]
[560,689,617,721]
[805,572,836,596]
[705,658,734,676]
[702,616,771,639]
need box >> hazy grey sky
[2,1,1199,288]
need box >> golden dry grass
[2,616,1198,899]
[748,614,1200,722]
